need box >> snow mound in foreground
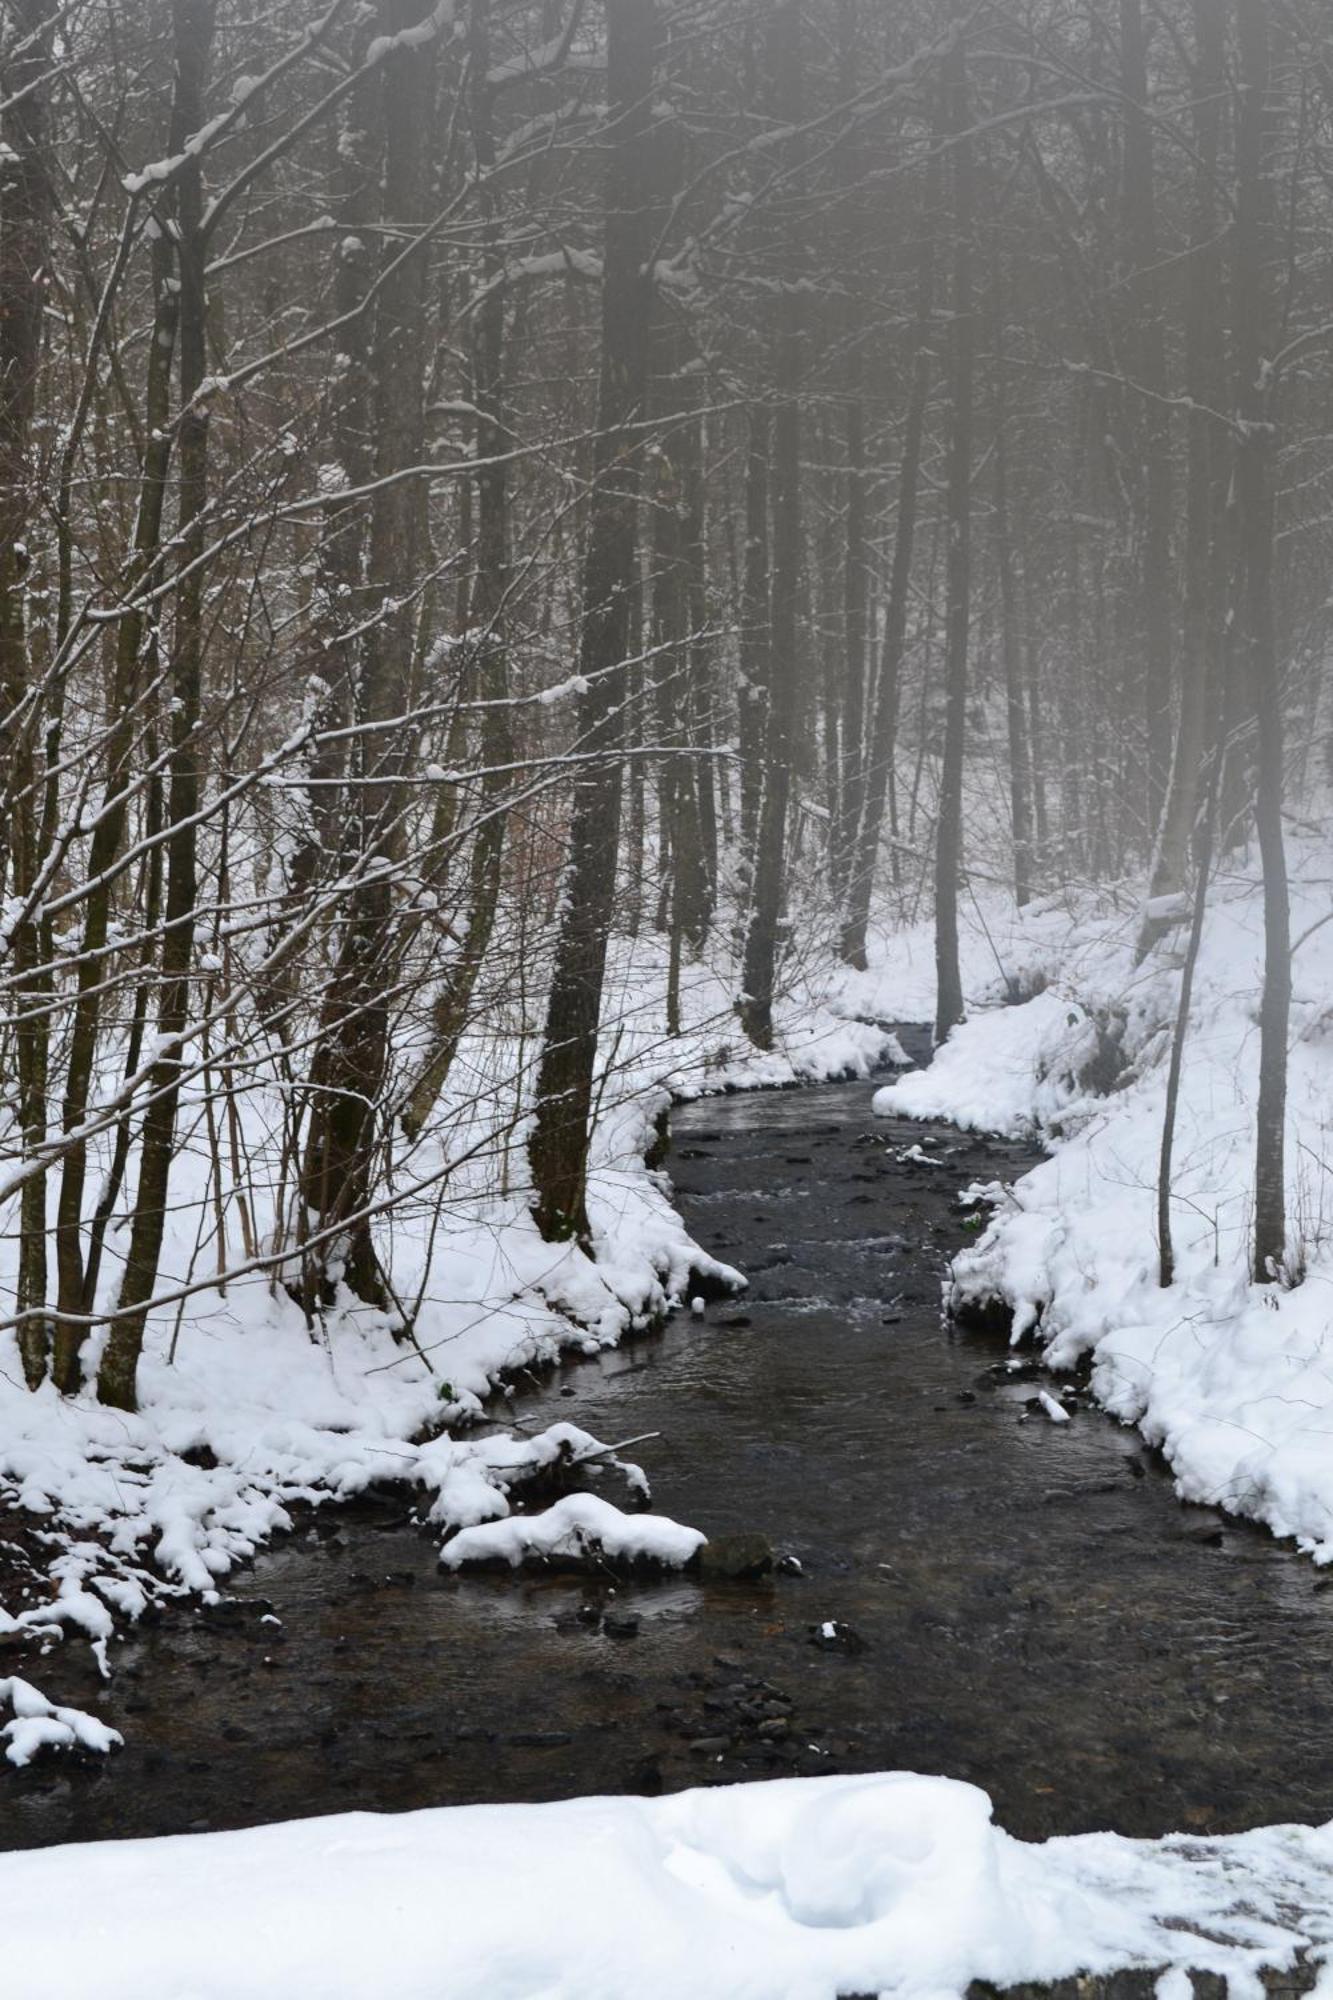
[6,1771,1333,1999]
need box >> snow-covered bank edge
[6,1770,1333,2000]
[864,857,1333,1566]
[0,950,898,1763]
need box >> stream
[6,1053,1333,1851]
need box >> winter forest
[6,0,1333,1992]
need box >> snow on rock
[0,1676,121,1768]
[5,1771,1333,1999]
[439,1491,705,1570]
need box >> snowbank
[873,986,1092,1136]
[869,854,1333,1562]
[5,1771,1332,1999]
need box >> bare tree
[933,17,975,1045]
[529,0,657,1241]
[740,0,803,1051]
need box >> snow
[533,669,591,704]
[0,1676,122,1768]
[5,1771,1333,1998]
[865,845,1333,1563]
[439,1490,705,1570]
[365,0,455,66]
[873,986,1097,1137]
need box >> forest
[4,2,1333,1995]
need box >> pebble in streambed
[661,1654,811,1778]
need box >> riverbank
[860,846,1333,1567]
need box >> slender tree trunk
[685,417,717,926]
[840,125,941,969]
[1234,0,1290,1282]
[934,25,974,1045]
[831,0,868,900]
[528,0,656,1242]
[0,0,55,1387]
[298,0,436,1300]
[990,260,1033,911]
[52,87,183,1393]
[834,390,868,899]
[400,0,513,1141]
[740,3,803,1053]
[278,51,376,942]
[1158,750,1222,1288]
[654,414,708,958]
[99,0,217,1412]
[817,465,842,850]
[1140,0,1225,955]
[1025,562,1048,863]
[1120,0,1173,842]
[624,545,646,939]
[80,756,164,1320]
[737,408,770,875]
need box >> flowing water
[7,1053,1333,1851]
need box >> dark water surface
[7,1060,1333,1850]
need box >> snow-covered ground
[6,1769,1333,1999]
[863,842,1333,1565]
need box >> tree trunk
[831,0,868,901]
[1120,0,1173,844]
[0,0,55,1388]
[990,258,1033,911]
[99,0,217,1412]
[278,47,377,945]
[740,0,803,1051]
[934,25,975,1046]
[52,57,184,1392]
[840,122,941,970]
[1140,0,1225,955]
[400,0,513,1141]
[684,413,717,930]
[737,408,770,875]
[298,0,436,1301]
[834,392,868,900]
[1157,753,1221,1288]
[528,0,656,1242]
[1233,0,1290,1283]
